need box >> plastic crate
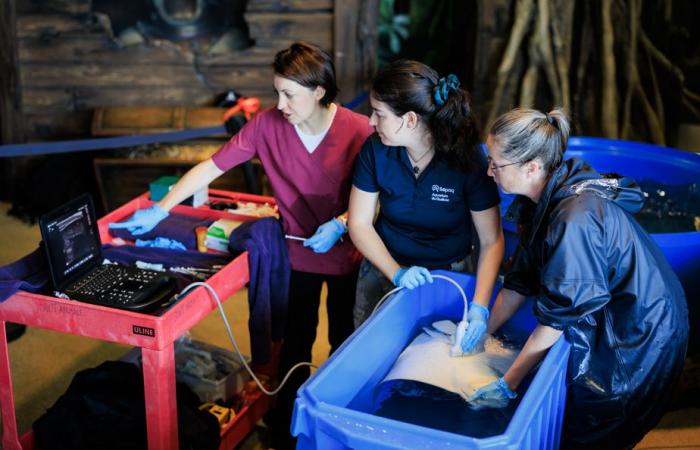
[175,339,251,403]
[291,271,570,450]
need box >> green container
[149,176,179,201]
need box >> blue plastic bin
[500,137,700,350]
[291,272,571,450]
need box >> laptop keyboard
[67,265,173,307]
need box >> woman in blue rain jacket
[468,107,689,450]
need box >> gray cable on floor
[177,282,317,396]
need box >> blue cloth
[504,158,689,448]
[228,218,290,365]
[102,245,229,270]
[352,134,500,267]
[0,246,50,302]
[109,213,213,250]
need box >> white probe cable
[371,274,470,356]
[177,282,317,396]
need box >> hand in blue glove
[108,205,169,235]
[392,266,433,289]
[303,218,345,253]
[460,303,490,353]
[466,377,517,410]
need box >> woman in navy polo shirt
[348,60,504,354]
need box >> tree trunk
[600,0,619,138]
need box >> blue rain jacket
[504,158,688,449]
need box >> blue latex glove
[461,303,490,353]
[135,237,187,251]
[303,218,345,253]
[466,377,517,410]
[108,205,169,235]
[392,266,433,289]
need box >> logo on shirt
[431,184,455,202]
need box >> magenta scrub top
[212,106,372,275]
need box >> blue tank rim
[499,136,699,238]
[569,136,700,158]
[568,136,700,172]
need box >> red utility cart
[0,190,277,450]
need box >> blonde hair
[489,108,571,173]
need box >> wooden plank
[18,11,333,51]
[23,111,92,139]
[20,62,274,87]
[246,12,332,50]
[19,34,325,68]
[18,1,332,18]
[17,13,331,64]
[18,0,332,15]
[18,34,290,67]
[333,0,378,107]
[22,86,277,113]
[18,35,186,64]
[17,13,102,37]
[91,106,230,136]
[21,87,73,112]
[248,0,332,13]
[17,0,89,15]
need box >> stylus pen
[285,234,344,243]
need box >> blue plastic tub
[500,137,700,350]
[291,272,571,450]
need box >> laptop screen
[40,194,103,290]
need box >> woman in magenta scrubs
[111,42,372,449]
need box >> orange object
[195,226,208,252]
[222,97,261,122]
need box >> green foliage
[377,0,410,64]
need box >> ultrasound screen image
[43,203,100,281]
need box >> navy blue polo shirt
[352,134,500,267]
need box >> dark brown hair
[272,41,338,106]
[372,60,480,171]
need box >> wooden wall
[12,0,376,140]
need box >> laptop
[39,193,177,312]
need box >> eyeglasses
[486,155,520,172]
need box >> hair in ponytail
[489,108,571,173]
[371,60,480,171]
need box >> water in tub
[370,317,533,438]
[636,180,700,233]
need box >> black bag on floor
[33,360,220,450]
